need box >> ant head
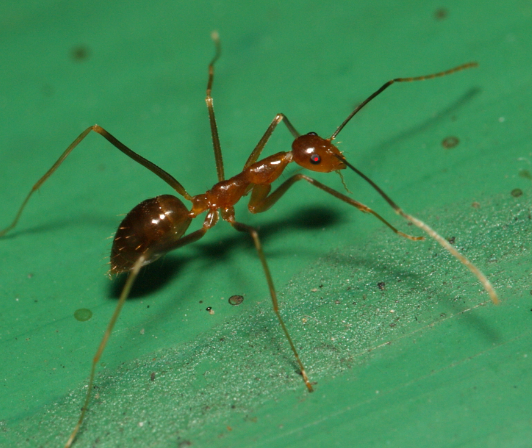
[291,132,346,173]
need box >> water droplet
[74,308,93,322]
[228,295,244,306]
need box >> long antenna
[329,62,478,141]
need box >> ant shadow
[0,212,119,240]
[115,87,483,299]
[110,204,345,299]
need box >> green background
[1,0,531,447]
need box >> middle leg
[222,209,313,392]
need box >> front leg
[248,174,499,305]
[247,174,423,241]
[242,113,300,171]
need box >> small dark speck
[150,372,156,381]
[447,236,456,244]
[434,8,448,20]
[377,282,386,290]
[389,323,396,328]
[71,45,90,61]
[146,305,150,308]
[41,84,54,97]
[519,169,532,180]
[440,313,447,318]
[442,136,459,149]
[511,188,523,197]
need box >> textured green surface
[1,0,531,447]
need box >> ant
[1,32,499,447]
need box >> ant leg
[65,212,217,448]
[64,252,148,448]
[249,176,423,241]
[242,113,300,171]
[204,33,299,180]
[163,210,219,252]
[223,210,313,392]
[338,159,499,305]
[0,125,191,237]
[248,174,499,305]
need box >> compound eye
[310,153,321,165]
[307,131,318,136]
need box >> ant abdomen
[110,194,192,274]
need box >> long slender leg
[64,215,216,448]
[0,124,191,237]
[206,35,300,177]
[242,113,301,171]
[249,173,499,305]
[64,253,147,448]
[249,175,423,241]
[222,210,313,392]
[339,158,500,305]
[330,62,478,140]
